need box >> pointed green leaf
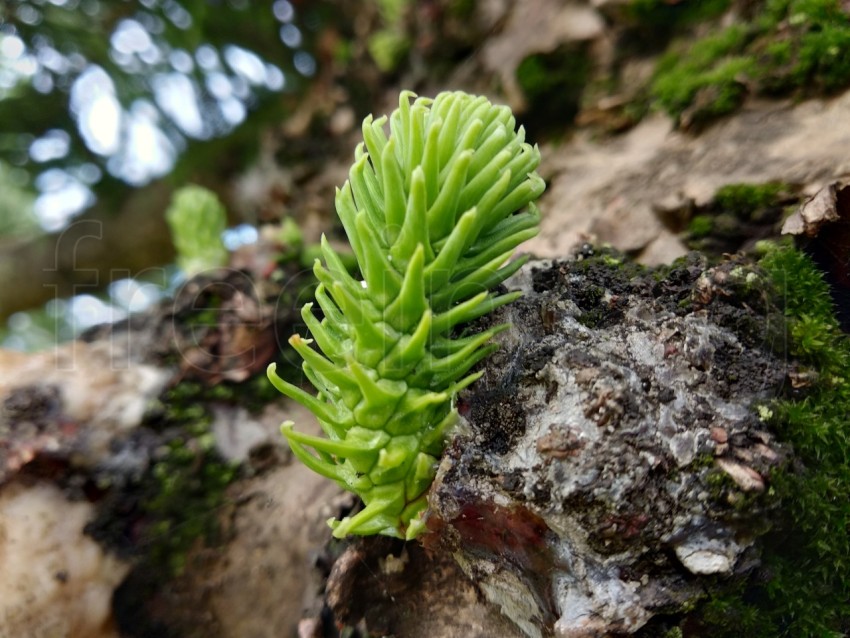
[385,243,428,333]
[348,358,407,428]
[454,225,539,281]
[282,424,344,482]
[405,102,427,184]
[334,183,363,261]
[421,115,442,207]
[432,290,522,333]
[313,284,348,336]
[437,93,463,169]
[458,149,512,213]
[301,303,347,363]
[268,362,353,429]
[390,166,429,266]
[430,343,499,388]
[348,153,383,227]
[378,309,432,379]
[362,114,388,177]
[289,334,358,394]
[424,206,478,291]
[427,149,472,241]
[354,213,402,305]
[433,253,529,309]
[381,137,406,238]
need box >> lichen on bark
[327,247,800,637]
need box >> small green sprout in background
[165,185,229,276]
[277,216,304,253]
[367,0,411,72]
[268,90,545,539]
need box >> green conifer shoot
[268,91,544,539]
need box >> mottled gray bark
[326,251,789,638]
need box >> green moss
[651,25,753,123]
[145,421,237,575]
[168,369,289,416]
[142,383,240,575]
[705,464,765,512]
[763,0,850,84]
[685,182,796,254]
[695,243,850,636]
[447,0,475,19]
[625,0,731,26]
[650,0,850,126]
[185,298,221,330]
[368,29,410,72]
[699,584,773,636]
[516,45,591,135]
[92,374,282,576]
[688,214,714,238]
[367,0,412,72]
[165,185,229,276]
[713,182,788,218]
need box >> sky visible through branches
[0,0,313,231]
[0,0,319,349]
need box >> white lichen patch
[553,574,647,638]
[454,552,544,638]
[0,341,170,472]
[0,482,129,638]
[673,532,744,575]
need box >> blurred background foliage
[0,0,327,349]
[1,0,319,227]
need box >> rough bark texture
[319,250,789,638]
[439,253,786,636]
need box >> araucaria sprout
[267,91,544,539]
